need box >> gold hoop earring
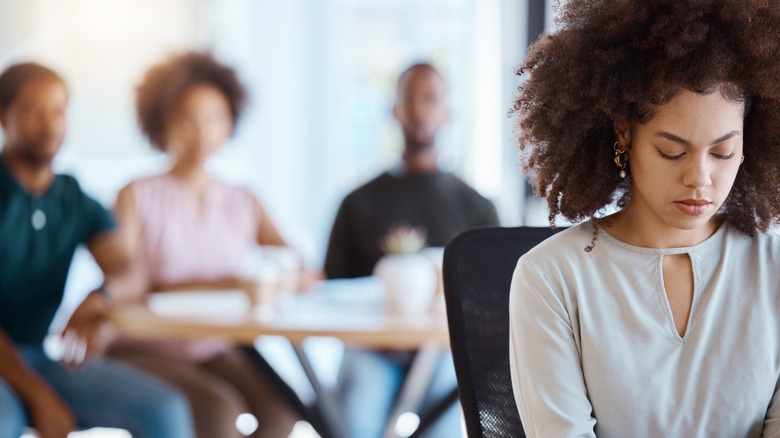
[613,141,628,178]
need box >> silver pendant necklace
[31,197,46,231]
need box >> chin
[21,149,58,167]
[407,138,435,152]
[667,214,717,232]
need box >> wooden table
[109,277,456,438]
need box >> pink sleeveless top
[122,174,260,362]
[132,173,259,286]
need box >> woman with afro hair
[509,0,780,436]
[106,52,301,438]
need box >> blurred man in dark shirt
[325,63,499,438]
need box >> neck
[603,204,721,248]
[168,161,212,192]
[1,149,54,195]
[402,143,438,174]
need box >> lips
[674,199,712,216]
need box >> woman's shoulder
[124,173,172,194]
[117,174,182,212]
[513,222,600,284]
[745,225,780,242]
[209,178,257,207]
[522,222,597,261]
[729,225,780,259]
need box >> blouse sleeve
[509,254,597,437]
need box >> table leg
[382,344,444,438]
[239,346,330,436]
[293,344,348,438]
[242,343,456,438]
[408,388,459,438]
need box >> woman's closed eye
[711,151,736,160]
[656,149,737,160]
[656,149,684,160]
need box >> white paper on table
[147,289,249,317]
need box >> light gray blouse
[509,221,780,437]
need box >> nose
[682,155,712,189]
[406,102,424,124]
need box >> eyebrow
[655,130,742,146]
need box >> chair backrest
[443,226,558,438]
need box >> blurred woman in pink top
[107,52,300,438]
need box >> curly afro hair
[135,52,247,151]
[513,0,780,235]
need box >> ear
[392,100,401,121]
[613,118,631,146]
[443,103,452,124]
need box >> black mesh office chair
[442,226,558,438]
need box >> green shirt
[0,158,115,345]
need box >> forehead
[637,90,744,134]
[11,77,68,106]
[174,83,229,109]
[398,68,447,97]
